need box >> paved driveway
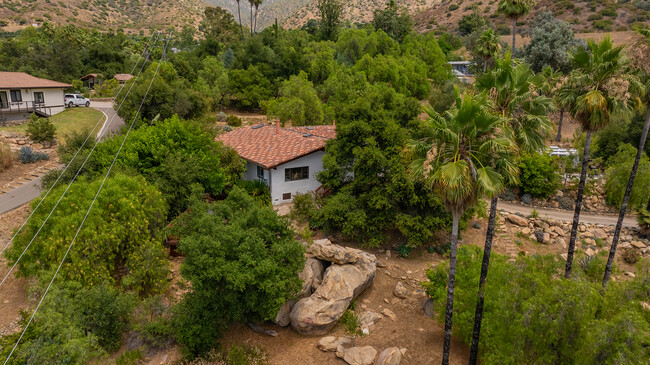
[91,101,125,139]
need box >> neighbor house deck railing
[0,101,63,125]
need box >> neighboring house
[219,122,336,205]
[81,73,103,89]
[448,61,474,83]
[114,73,134,84]
[0,72,71,124]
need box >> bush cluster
[424,246,650,364]
[25,114,56,143]
[0,142,14,171]
[518,152,562,198]
[18,146,49,164]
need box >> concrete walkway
[0,178,41,214]
[497,200,638,228]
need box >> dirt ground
[0,204,32,337]
[0,156,57,191]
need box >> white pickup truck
[64,94,90,108]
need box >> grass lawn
[0,108,106,142]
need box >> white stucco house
[219,122,336,205]
[0,72,72,124]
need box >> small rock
[376,347,402,365]
[556,190,564,198]
[631,241,646,249]
[625,272,636,278]
[422,298,434,318]
[341,346,378,365]
[592,229,608,240]
[521,227,531,235]
[399,348,407,356]
[552,226,565,237]
[386,250,391,259]
[560,253,568,261]
[473,222,481,229]
[359,311,382,328]
[507,214,529,227]
[382,308,397,321]
[393,282,408,299]
[535,231,551,244]
[318,336,354,352]
[579,225,587,232]
[556,238,567,248]
[521,194,532,205]
[585,248,596,257]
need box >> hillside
[282,0,441,29]
[0,0,205,33]
[414,0,650,34]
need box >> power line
[2,32,172,365]
[0,32,161,289]
[0,31,159,260]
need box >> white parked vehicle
[64,94,90,108]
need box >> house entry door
[0,91,7,108]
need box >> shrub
[236,179,271,205]
[518,152,561,198]
[6,173,169,294]
[0,282,135,362]
[339,310,362,335]
[18,146,49,164]
[639,209,650,237]
[25,114,56,143]
[226,114,242,127]
[604,144,650,210]
[622,247,640,264]
[290,192,318,223]
[170,188,305,358]
[448,4,459,11]
[423,246,650,364]
[0,142,14,171]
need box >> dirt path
[496,200,637,228]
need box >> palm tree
[248,0,255,36]
[254,0,263,33]
[498,0,535,52]
[474,29,502,73]
[602,29,649,288]
[541,66,572,142]
[410,90,510,365]
[234,0,245,42]
[561,37,637,278]
[469,54,552,364]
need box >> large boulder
[507,214,529,227]
[274,257,325,326]
[290,240,376,335]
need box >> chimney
[332,120,336,127]
[275,119,280,134]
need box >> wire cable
[2,32,172,365]
[0,32,161,289]
[0,31,158,259]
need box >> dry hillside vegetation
[415,0,650,34]
[282,0,441,29]
[0,0,205,33]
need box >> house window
[257,165,265,179]
[34,92,44,104]
[10,90,22,103]
[282,193,292,200]
[285,166,309,181]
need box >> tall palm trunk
[603,109,650,288]
[565,129,593,278]
[469,197,498,365]
[442,210,461,365]
[254,5,259,33]
[511,18,517,52]
[555,109,564,142]
[483,57,488,73]
[250,2,254,36]
[236,1,245,43]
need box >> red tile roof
[0,72,72,89]
[218,124,336,169]
[114,73,134,82]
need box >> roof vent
[303,133,313,138]
[306,127,313,130]
[251,124,264,129]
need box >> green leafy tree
[518,152,562,198]
[170,188,305,358]
[603,28,650,288]
[6,173,169,294]
[228,65,273,109]
[604,144,650,210]
[458,11,489,36]
[262,71,326,125]
[400,32,450,83]
[561,37,640,279]
[410,90,510,365]
[202,6,240,45]
[353,53,430,99]
[317,0,343,41]
[498,0,536,51]
[372,0,414,42]
[523,12,584,73]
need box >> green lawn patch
[1,108,105,142]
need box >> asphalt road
[0,102,125,214]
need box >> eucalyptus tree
[561,37,638,278]
[498,0,535,52]
[469,54,552,363]
[474,29,501,73]
[603,29,649,288]
[410,90,510,365]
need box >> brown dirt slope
[0,0,205,33]
[414,0,649,34]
